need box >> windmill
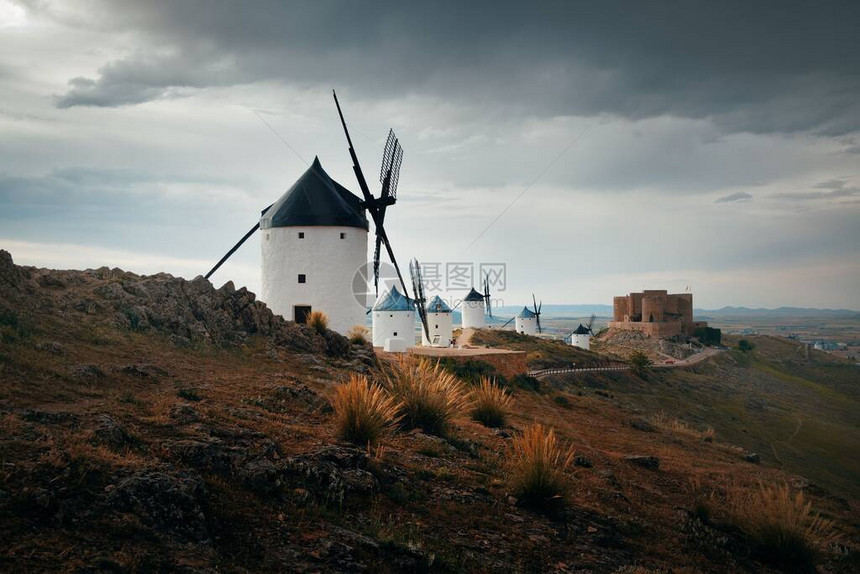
[201,92,408,334]
[333,91,408,297]
[409,258,431,343]
[566,314,596,350]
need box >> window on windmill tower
[298,232,304,239]
[340,232,346,239]
[393,332,398,336]
[298,274,306,284]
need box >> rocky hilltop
[0,251,856,573]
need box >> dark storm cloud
[715,191,752,204]
[39,0,860,135]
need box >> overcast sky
[1,0,858,310]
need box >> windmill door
[294,306,312,324]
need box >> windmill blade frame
[332,90,409,297]
[483,274,493,319]
[204,203,274,280]
[409,258,431,342]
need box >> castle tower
[260,157,369,335]
[461,287,486,329]
[371,285,416,349]
[515,306,537,336]
[423,295,453,347]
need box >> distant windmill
[515,294,542,336]
[567,314,596,350]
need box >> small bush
[332,374,399,446]
[510,373,540,392]
[348,325,369,344]
[726,483,838,569]
[385,358,469,436]
[470,377,513,428]
[307,310,329,334]
[509,424,574,512]
[177,388,202,402]
[738,339,755,352]
[553,395,571,408]
[629,350,653,378]
[437,358,502,385]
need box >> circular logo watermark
[352,260,402,307]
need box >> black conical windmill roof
[260,157,369,230]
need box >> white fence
[529,365,630,379]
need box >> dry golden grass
[470,377,513,428]
[651,411,715,442]
[725,482,839,568]
[306,310,329,334]
[347,325,369,344]
[509,423,574,511]
[332,374,399,446]
[384,358,469,436]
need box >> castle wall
[613,296,630,321]
[609,290,702,338]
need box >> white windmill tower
[567,315,596,350]
[371,285,416,351]
[423,295,453,347]
[515,294,542,336]
[461,287,486,329]
[203,92,410,336]
[515,307,537,335]
[259,157,368,334]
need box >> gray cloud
[773,187,860,201]
[716,191,753,204]
[38,0,860,136]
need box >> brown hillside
[0,251,856,572]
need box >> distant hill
[695,306,860,318]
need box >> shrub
[629,350,653,378]
[347,325,369,344]
[177,388,202,402]
[385,358,469,436]
[726,483,838,569]
[437,358,502,385]
[510,373,540,392]
[470,377,513,428]
[307,310,329,334]
[332,374,399,446]
[738,339,755,352]
[509,424,574,512]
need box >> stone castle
[610,290,707,338]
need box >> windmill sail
[410,258,431,341]
[204,203,274,280]
[332,90,408,297]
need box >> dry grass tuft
[509,423,574,512]
[726,482,839,568]
[470,377,513,428]
[651,411,715,442]
[332,374,399,446]
[306,310,329,334]
[385,358,469,436]
[347,325,370,344]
